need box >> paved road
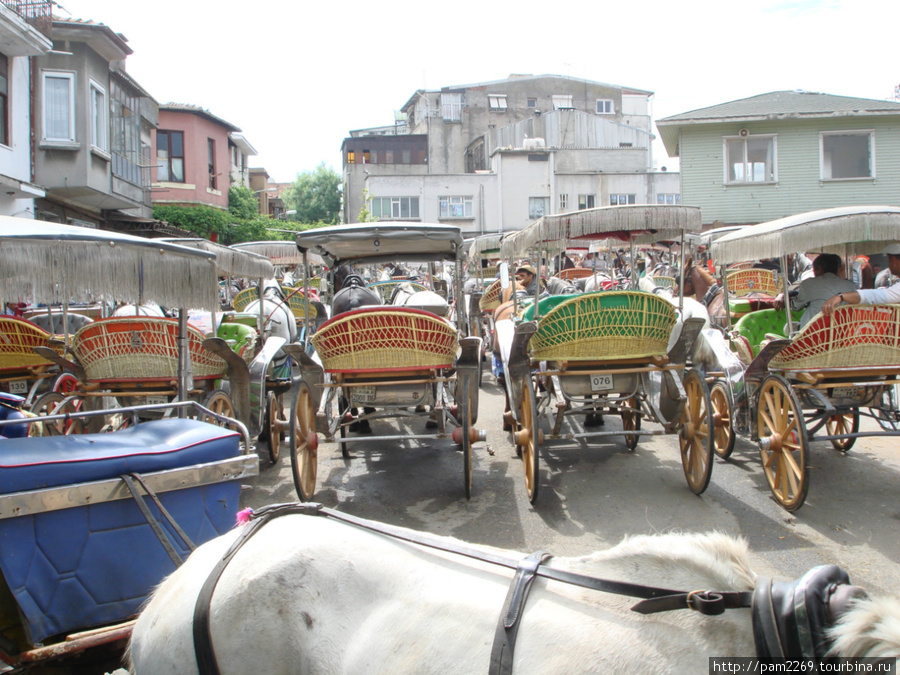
[242,375,900,596]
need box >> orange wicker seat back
[73,317,226,382]
[726,268,778,297]
[557,268,594,280]
[769,304,900,372]
[311,307,458,373]
[0,317,64,373]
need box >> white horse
[112,303,165,317]
[243,282,298,371]
[128,512,899,674]
[390,283,450,317]
[639,275,711,355]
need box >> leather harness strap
[489,551,550,675]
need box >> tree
[282,163,342,226]
[228,185,260,221]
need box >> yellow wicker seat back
[652,276,677,289]
[0,317,64,372]
[232,288,257,312]
[479,279,503,313]
[311,307,458,373]
[528,291,677,361]
[769,304,900,372]
[726,268,778,297]
[282,288,317,319]
[73,317,226,382]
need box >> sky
[61,0,900,184]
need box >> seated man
[514,264,546,299]
[775,253,857,328]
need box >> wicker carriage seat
[73,317,226,383]
[769,304,900,372]
[733,308,803,358]
[26,311,93,336]
[557,267,595,280]
[311,306,458,373]
[726,268,778,297]
[527,291,677,362]
[478,279,503,313]
[217,321,257,360]
[0,317,65,373]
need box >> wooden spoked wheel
[290,382,319,501]
[621,396,641,451]
[457,372,474,500]
[265,391,287,464]
[201,389,236,429]
[514,380,541,503]
[30,392,84,435]
[825,410,858,453]
[710,381,736,459]
[680,370,714,495]
[756,375,809,511]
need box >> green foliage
[282,163,342,225]
[228,185,260,221]
[152,205,231,238]
[357,188,373,222]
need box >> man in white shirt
[776,253,857,328]
[822,243,900,316]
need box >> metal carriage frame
[706,205,900,511]
[293,222,485,500]
[498,205,715,503]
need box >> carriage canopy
[160,238,275,279]
[295,222,464,266]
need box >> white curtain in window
[44,75,72,140]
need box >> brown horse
[677,257,728,328]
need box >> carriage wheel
[514,380,541,503]
[264,391,286,464]
[52,372,79,396]
[621,396,641,451]
[201,389,236,428]
[680,370,714,495]
[756,375,809,511]
[710,381,736,459]
[456,372,474,499]
[290,382,319,501]
[30,392,65,436]
[825,410,859,453]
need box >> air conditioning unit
[739,128,750,138]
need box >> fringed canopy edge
[161,238,275,279]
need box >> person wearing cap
[822,244,900,316]
[515,264,542,297]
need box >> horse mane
[567,532,757,593]
[828,595,900,658]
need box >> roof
[159,103,241,133]
[400,74,653,112]
[657,90,900,156]
[51,18,132,58]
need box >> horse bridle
[190,503,860,674]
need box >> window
[0,53,8,146]
[529,197,550,219]
[527,98,537,108]
[89,80,107,151]
[559,194,569,211]
[362,149,371,163]
[610,194,636,205]
[156,130,184,182]
[111,77,142,185]
[439,196,473,219]
[578,194,596,210]
[370,197,420,220]
[401,149,411,164]
[488,94,507,111]
[656,194,681,205]
[208,138,217,189]
[384,150,394,164]
[42,71,75,142]
[725,134,776,183]
[820,131,874,180]
[441,93,463,121]
[596,99,614,114]
[551,94,573,110]
[347,150,356,164]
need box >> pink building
[152,104,240,211]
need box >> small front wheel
[710,381,736,459]
[680,370,714,495]
[825,410,858,453]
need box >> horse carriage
[292,222,485,500]
[705,205,900,511]
[496,204,715,503]
[0,218,258,672]
[464,233,506,375]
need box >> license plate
[145,395,168,405]
[8,380,28,395]
[590,374,615,392]
[831,387,860,399]
[353,386,376,404]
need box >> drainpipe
[30,56,37,184]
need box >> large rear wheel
[290,382,319,501]
[756,375,809,511]
[514,380,541,503]
[710,381,736,459]
[680,370,714,495]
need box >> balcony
[0,0,52,55]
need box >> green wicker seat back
[733,308,803,357]
[232,288,256,312]
[528,291,676,361]
[521,294,574,322]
